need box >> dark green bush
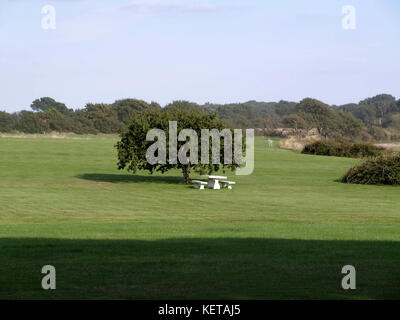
[342,155,400,185]
[302,140,384,158]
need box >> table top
[201,175,227,180]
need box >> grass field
[0,135,399,299]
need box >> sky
[0,0,399,112]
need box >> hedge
[302,140,384,158]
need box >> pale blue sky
[1,0,399,112]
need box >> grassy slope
[0,136,399,299]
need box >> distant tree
[368,126,390,141]
[15,111,48,133]
[116,110,243,183]
[274,100,297,117]
[164,100,204,113]
[208,101,277,128]
[82,103,122,133]
[296,98,339,138]
[263,114,281,136]
[336,111,365,140]
[383,114,400,130]
[359,94,398,126]
[340,103,377,126]
[0,111,17,132]
[283,114,307,131]
[112,99,161,125]
[31,97,71,115]
[39,108,78,132]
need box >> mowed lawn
[0,135,399,299]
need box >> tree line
[1,94,399,141]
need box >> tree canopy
[116,109,243,183]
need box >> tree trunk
[182,164,191,184]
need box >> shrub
[342,155,400,185]
[302,140,384,158]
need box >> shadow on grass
[0,237,399,299]
[77,173,184,184]
[333,178,346,184]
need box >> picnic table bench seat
[191,180,208,190]
[221,180,236,189]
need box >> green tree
[31,97,72,115]
[112,99,161,126]
[15,111,48,133]
[116,110,243,183]
[0,111,16,132]
[383,114,400,130]
[359,94,398,126]
[296,98,339,138]
[82,103,122,133]
[164,100,204,114]
[336,110,365,140]
[274,100,297,117]
[263,113,281,137]
[282,114,307,133]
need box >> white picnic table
[201,175,227,190]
